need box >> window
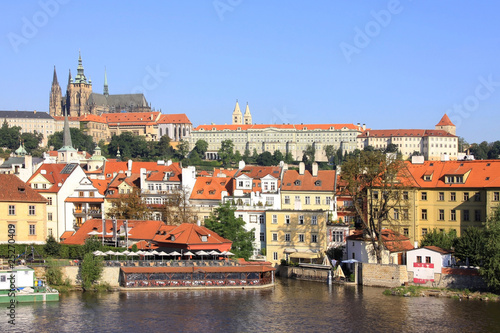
[373,191,379,199]
[403,191,409,200]
[284,196,290,205]
[29,205,35,216]
[393,209,399,220]
[266,197,274,206]
[463,192,469,201]
[299,234,305,242]
[495,192,500,202]
[403,228,409,237]
[295,196,300,203]
[272,233,278,241]
[79,191,84,197]
[474,192,481,202]
[48,213,52,221]
[315,196,321,205]
[29,225,36,235]
[421,228,428,236]
[475,210,481,222]
[285,233,291,242]
[89,192,94,198]
[421,192,427,200]
[8,205,15,215]
[47,197,52,205]
[311,234,318,243]
[285,215,290,225]
[312,216,318,225]
[272,215,277,224]
[402,209,409,220]
[48,228,53,237]
[326,197,331,205]
[438,192,444,201]
[260,233,265,241]
[416,256,422,263]
[259,215,264,224]
[463,210,470,221]
[450,192,456,201]
[425,256,431,264]
[273,252,278,261]
[439,209,444,221]
[450,210,456,221]
[305,196,310,205]
[299,215,304,225]
[421,209,427,220]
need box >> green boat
[0,266,59,303]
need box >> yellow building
[0,174,47,244]
[379,160,500,244]
[265,210,327,265]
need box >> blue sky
[1,1,499,143]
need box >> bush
[80,253,104,291]
[44,235,61,257]
[46,264,64,286]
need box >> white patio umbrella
[142,251,154,261]
[170,251,181,259]
[208,250,220,259]
[127,252,138,261]
[183,251,195,258]
[93,250,104,256]
[88,230,102,236]
[158,251,168,262]
[122,250,131,255]
[225,251,234,256]
[196,250,209,260]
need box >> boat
[0,266,59,303]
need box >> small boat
[0,266,59,303]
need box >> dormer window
[294,180,301,186]
[201,235,208,242]
[315,180,322,186]
[170,235,175,241]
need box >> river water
[5,278,500,332]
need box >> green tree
[454,227,484,266]
[419,228,457,250]
[204,203,255,260]
[458,136,469,153]
[273,150,284,164]
[47,128,94,153]
[21,131,43,153]
[257,151,274,166]
[340,150,411,263]
[157,135,174,159]
[83,236,103,254]
[176,139,190,160]
[384,143,399,154]
[44,235,61,257]
[251,148,259,163]
[234,150,242,163]
[108,132,148,160]
[284,152,294,164]
[303,145,316,165]
[243,148,251,164]
[480,206,500,291]
[324,145,336,164]
[0,120,21,149]
[193,139,208,158]
[218,140,234,167]
[80,252,104,290]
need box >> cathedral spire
[74,50,88,84]
[63,110,73,149]
[244,102,252,125]
[103,67,109,97]
[68,69,72,86]
[232,100,242,125]
[52,66,59,86]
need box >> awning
[289,252,320,259]
[283,248,298,254]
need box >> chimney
[167,160,172,166]
[127,159,132,171]
[363,124,366,131]
[238,160,245,170]
[299,162,305,175]
[312,162,318,177]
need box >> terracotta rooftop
[436,114,455,127]
[281,169,335,192]
[103,112,161,124]
[27,163,79,193]
[153,223,232,251]
[358,129,455,138]
[190,177,231,200]
[0,174,47,203]
[193,123,360,131]
[346,229,414,252]
[157,113,192,124]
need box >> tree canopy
[106,188,149,220]
[420,228,457,250]
[204,203,255,260]
[48,128,95,154]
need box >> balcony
[88,209,102,216]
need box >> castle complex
[49,52,151,117]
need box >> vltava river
[5,278,500,332]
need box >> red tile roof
[60,231,75,241]
[53,116,80,121]
[103,112,161,125]
[436,114,455,127]
[80,114,107,123]
[102,161,181,180]
[0,174,47,203]
[281,169,335,192]
[236,166,281,179]
[145,164,182,182]
[157,113,192,124]
[405,160,500,188]
[193,123,360,131]
[190,177,230,200]
[65,197,104,203]
[153,223,232,251]
[61,219,164,245]
[423,246,452,254]
[90,178,109,196]
[358,129,455,138]
[27,164,76,193]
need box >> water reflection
[5,278,500,333]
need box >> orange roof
[59,231,75,241]
[103,112,161,125]
[80,114,107,123]
[422,246,452,254]
[213,168,238,178]
[235,166,281,179]
[130,240,157,250]
[358,129,455,138]
[102,161,181,180]
[53,116,80,121]
[193,123,360,131]
[0,174,47,203]
[90,178,109,195]
[145,164,183,182]
[405,160,500,188]
[27,164,77,193]
[190,177,230,200]
[281,169,335,192]
[62,219,164,245]
[157,113,192,124]
[153,223,232,251]
[436,114,455,127]
[65,197,104,203]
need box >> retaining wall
[407,268,488,291]
[359,263,408,288]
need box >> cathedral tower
[243,102,252,125]
[435,114,456,135]
[232,100,242,125]
[49,66,62,116]
[66,51,93,117]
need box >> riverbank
[384,285,499,301]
